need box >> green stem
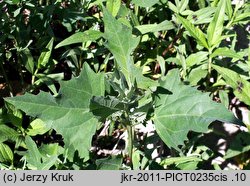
[208,50,212,76]
[226,3,240,29]
[206,49,213,89]
[31,69,38,85]
[134,5,139,17]
[127,124,134,168]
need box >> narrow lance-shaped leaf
[212,65,250,106]
[207,0,226,47]
[179,0,189,13]
[132,0,159,8]
[177,15,208,48]
[186,51,208,67]
[210,47,243,59]
[38,38,54,69]
[5,63,105,160]
[20,48,34,74]
[187,7,216,25]
[0,143,13,163]
[0,125,20,142]
[234,12,250,23]
[55,30,103,49]
[168,1,178,13]
[154,69,240,151]
[225,0,233,19]
[135,20,175,35]
[160,156,202,166]
[106,0,121,17]
[103,8,140,87]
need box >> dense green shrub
[0,0,249,170]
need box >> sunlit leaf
[213,65,250,105]
[38,38,54,69]
[55,30,103,49]
[207,0,226,47]
[186,51,208,67]
[154,69,240,151]
[27,119,50,136]
[160,156,202,166]
[177,15,208,48]
[234,12,250,23]
[0,143,13,163]
[225,0,233,19]
[132,0,159,8]
[25,136,57,170]
[0,125,20,143]
[135,20,175,35]
[5,63,105,160]
[187,7,216,24]
[179,0,189,13]
[107,0,121,17]
[210,47,243,59]
[103,8,140,86]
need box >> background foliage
[0,0,250,170]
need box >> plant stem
[162,28,184,56]
[207,49,213,87]
[127,124,134,168]
[134,5,139,18]
[208,50,212,76]
[31,69,38,85]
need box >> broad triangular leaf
[25,136,57,170]
[90,96,125,120]
[224,132,250,159]
[96,156,123,170]
[103,9,156,89]
[103,8,140,86]
[154,69,240,151]
[5,63,105,160]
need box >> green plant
[1,0,249,170]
